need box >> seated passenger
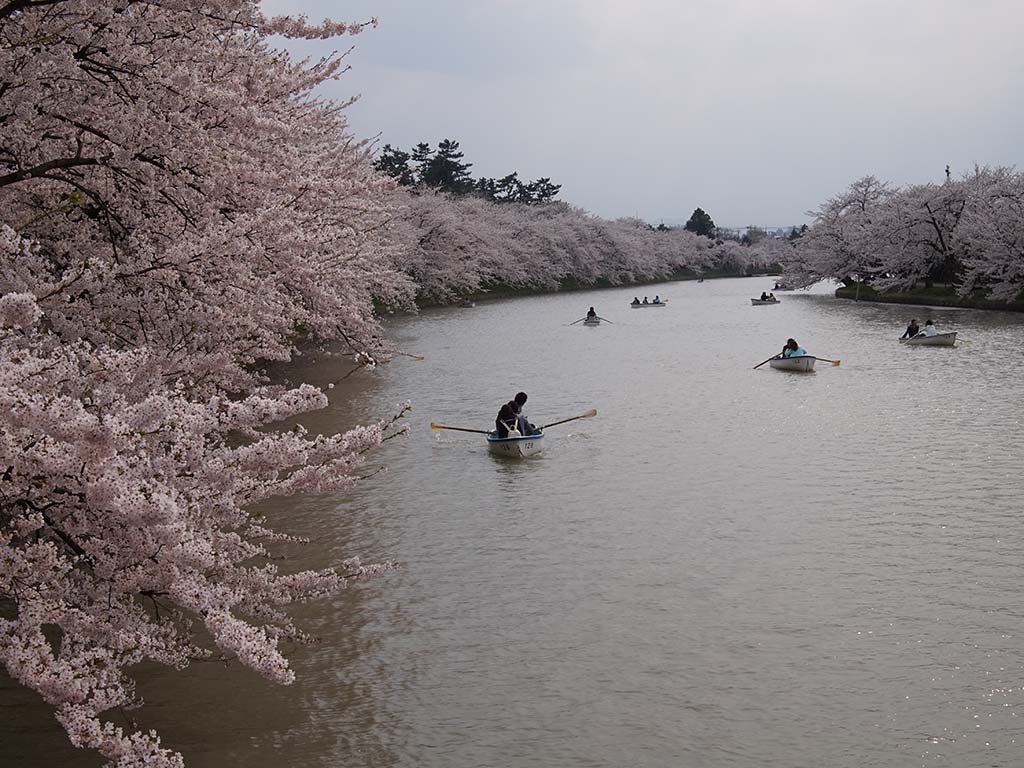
[631,297,640,305]
[760,292,768,301]
[642,297,649,304]
[653,295,661,304]
[922,319,938,336]
[782,338,807,357]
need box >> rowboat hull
[900,332,956,347]
[751,299,780,305]
[583,318,601,326]
[769,355,815,372]
[487,432,544,457]
[630,303,666,308]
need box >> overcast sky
[264,0,1024,228]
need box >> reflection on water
[4,278,1024,767]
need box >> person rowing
[900,318,920,339]
[586,306,597,320]
[631,296,640,305]
[781,338,807,358]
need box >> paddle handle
[752,354,779,369]
[430,423,491,435]
[539,408,597,430]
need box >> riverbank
[417,266,782,308]
[835,282,1024,313]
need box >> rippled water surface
[6,278,1024,767]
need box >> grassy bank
[835,282,1024,313]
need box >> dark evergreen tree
[373,144,416,186]
[375,139,561,203]
[684,207,716,238]
[420,139,474,194]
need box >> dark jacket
[495,401,519,438]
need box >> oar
[430,423,491,435]
[567,317,586,326]
[753,354,780,370]
[811,356,841,366]
[597,316,614,324]
[539,408,597,430]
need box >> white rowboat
[751,298,780,306]
[769,355,815,372]
[486,432,544,457]
[900,332,957,347]
[630,302,667,308]
[582,318,601,326]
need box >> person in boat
[773,282,781,290]
[921,319,938,337]
[494,400,520,438]
[760,291,769,301]
[512,391,538,435]
[653,295,661,304]
[768,292,776,301]
[631,297,640,305]
[781,338,807,358]
[586,307,597,320]
[642,297,649,304]
[900,319,920,339]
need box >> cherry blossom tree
[2,2,412,765]
[784,168,1024,301]
[388,191,767,302]
[959,166,1024,300]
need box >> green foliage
[374,139,560,203]
[684,207,716,238]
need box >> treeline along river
[4,277,1024,767]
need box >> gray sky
[264,0,1024,228]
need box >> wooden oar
[539,408,597,430]
[753,354,780,369]
[597,316,614,324]
[567,317,586,326]
[811,356,841,366]
[430,422,491,435]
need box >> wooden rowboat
[486,432,544,457]
[769,355,815,372]
[751,298,780,305]
[582,318,601,326]
[899,332,956,347]
[630,302,667,308]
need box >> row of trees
[783,168,1024,301]
[1,3,413,766]
[388,193,784,302]
[374,140,561,203]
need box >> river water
[5,277,1024,767]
